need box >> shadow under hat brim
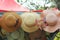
[1,12,22,32]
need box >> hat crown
[46,14,57,26]
[5,15,17,27]
[24,14,36,27]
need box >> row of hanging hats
[0,12,42,40]
[0,0,59,33]
[0,9,60,40]
[0,12,41,32]
[0,0,42,33]
[0,0,60,40]
[0,0,44,40]
[0,12,47,40]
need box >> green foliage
[54,0,60,10]
[16,0,56,10]
[17,0,19,2]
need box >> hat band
[43,18,48,26]
[14,19,19,27]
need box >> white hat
[21,12,41,33]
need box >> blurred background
[15,0,57,10]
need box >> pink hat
[41,8,60,33]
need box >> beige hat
[1,12,22,32]
[41,9,60,33]
[21,12,40,33]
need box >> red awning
[33,10,43,12]
[0,0,29,12]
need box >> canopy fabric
[0,0,29,12]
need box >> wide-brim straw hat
[1,11,22,32]
[21,12,41,33]
[41,9,60,33]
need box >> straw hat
[6,28,25,40]
[1,12,22,32]
[41,9,60,33]
[21,12,40,33]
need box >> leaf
[17,0,19,2]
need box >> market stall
[0,0,59,40]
